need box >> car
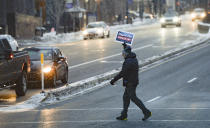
[144,13,154,19]
[191,8,206,21]
[160,12,182,28]
[23,47,68,88]
[0,35,19,51]
[83,21,110,40]
[0,35,30,97]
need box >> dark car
[23,47,68,87]
[0,35,30,97]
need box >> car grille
[88,33,97,37]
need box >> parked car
[191,8,206,21]
[0,35,30,97]
[83,21,110,40]
[144,13,154,19]
[23,47,68,87]
[160,12,182,28]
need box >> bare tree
[46,0,65,33]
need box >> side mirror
[58,56,66,61]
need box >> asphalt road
[0,35,210,128]
[0,18,200,106]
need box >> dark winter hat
[124,45,132,53]
[122,45,132,57]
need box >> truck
[0,35,30,97]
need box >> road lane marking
[69,44,153,69]
[187,77,197,83]
[100,61,123,64]
[146,96,161,103]
[3,107,210,112]
[5,120,210,124]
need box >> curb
[42,35,210,103]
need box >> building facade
[0,0,42,39]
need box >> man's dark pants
[121,85,149,117]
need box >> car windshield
[26,49,53,61]
[164,13,177,17]
[87,23,104,28]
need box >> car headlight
[201,13,206,18]
[97,29,103,34]
[83,31,88,35]
[43,67,52,73]
[191,13,196,18]
[160,18,165,23]
[173,17,179,22]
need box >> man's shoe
[142,111,152,121]
[116,115,128,121]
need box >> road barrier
[198,22,210,34]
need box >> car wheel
[176,24,181,27]
[161,25,166,28]
[61,69,68,84]
[84,37,88,40]
[15,71,27,97]
[107,31,110,38]
[101,33,105,38]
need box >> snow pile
[0,93,46,112]
[44,69,120,104]
[110,18,156,32]
[198,22,210,27]
[40,31,83,44]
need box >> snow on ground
[0,93,46,112]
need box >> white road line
[100,61,123,63]
[150,120,210,122]
[5,120,210,124]
[146,96,161,103]
[2,107,210,113]
[187,77,197,83]
[69,44,153,69]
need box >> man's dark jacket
[113,52,139,87]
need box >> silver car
[83,21,110,40]
[160,12,182,28]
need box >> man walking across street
[110,45,152,121]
